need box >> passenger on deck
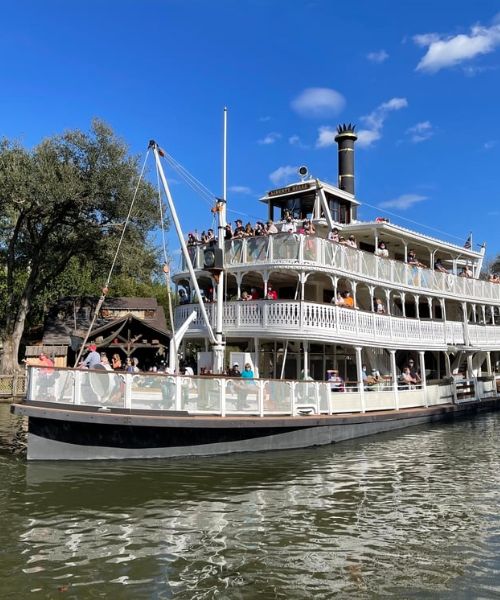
[224,224,233,240]
[332,292,344,306]
[327,369,344,392]
[434,258,449,273]
[302,219,315,235]
[112,353,122,370]
[488,273,500,283]
[459,265,473,278]
[281,214,297,234]
[265,284,278,300]
[204,229,215,244]
[407,249,426,268]
[338,236,347,245]
[346,235,357,248]
[266,220,278,234]
[241,290,252,301]
[244,222,254,236]
[375,297,386,314]
[254,221,265,236]
[400,367,417,389]
[341,290,354,308]
[187,232,198,246]
[375,241,389,258]
[233,219,245,238]
[328,227,340,242]
[406,358,421,383]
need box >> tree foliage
[0,120,167,372]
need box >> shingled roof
[42,296,169,346]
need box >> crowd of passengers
[187,213,481,280]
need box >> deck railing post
[220,378,226,416]
[74,370,82,405]
[258,380,265,417]
[124,374,132,409]
[175,376,182,410]
[390,350,399,410]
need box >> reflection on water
[0,404,499,599]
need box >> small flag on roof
[464,233,472,249]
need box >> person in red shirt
[266,284,278,300]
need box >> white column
[254,337,260,377]
[303,340,309,379]
[444,352,452,377]
[385,289,391,316]
[369,286,375,312]
[466,353,474,379]
[414,295,420,319]
[419,350,427,407]
[355,346,365,412]
[486,351,492,376]
[390,350,399,410]
[400,291,406,317]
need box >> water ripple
[0,406,500,598]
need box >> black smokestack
[335,123,357,196]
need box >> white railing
[176,300,472,348]
[26,367,461,416]
[182,235,500,304]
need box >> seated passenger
[374,241,389,258]
[434,258,449,273]
[327,369,344,392]
[400,367,417,389]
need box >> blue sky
[2,0,500,263]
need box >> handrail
[180,234,500,305]
[175,300,474,347]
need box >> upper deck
[177,233,499,306]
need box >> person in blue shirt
[237,363,255,409]
[241,363,254,379]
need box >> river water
[0,404,499,599]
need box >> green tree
[0,120,165,373]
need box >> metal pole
[213,108,228,373]
[151,143,216,345]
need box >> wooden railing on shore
[0,374,27,398]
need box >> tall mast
[213,108,228,373]
[150,142,217,347]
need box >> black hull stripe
[29,417,303,449]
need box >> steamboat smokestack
[335,123,357,196]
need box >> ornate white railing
[182,235,500,304]
[176,300,472,348]
[26,366,458,416]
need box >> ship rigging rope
[160,149,216,208]
[74,150,151,366]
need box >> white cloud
[269,165,297,185]
[258,132,281,145]
[229,185,252,194]
[483,140,497,150]
[289,135,310,149]
[259,116,271,122]
[356,97,408,148]
[379,193,427,210]
[414,21,500,73]
[316,126,337,148]
[367,50,389,63]
[291,87,345,118]
[406,121,434,143]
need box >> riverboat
[12,123,500,460]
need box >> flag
[464,233,472,249]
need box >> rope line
[73,150,151,366]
